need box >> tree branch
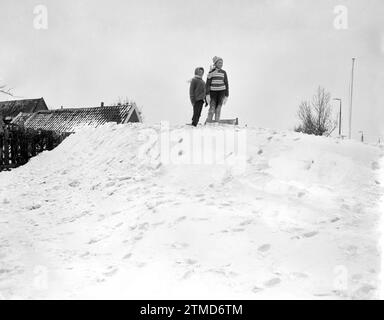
[0,85,15,97]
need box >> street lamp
[349,58,356,139]
[333,98,342,136]
[358,131,364,142]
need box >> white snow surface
[0,123,383,300]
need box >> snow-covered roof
[0,98,48,118]
[11,104,142,133]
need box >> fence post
[4,126,9,167]
[0,131,3,166]
[1,126,69,171]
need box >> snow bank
[0,123,382,299]
[379,151,384,299]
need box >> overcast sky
[1,0,383,141]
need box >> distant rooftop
[11,104,142,133]
[0,98,48,118]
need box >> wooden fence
[0,124,70,172]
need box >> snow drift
[0,123,383,299]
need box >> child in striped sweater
[205,56,229,122]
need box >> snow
[380,152,384,299]
[0,123,383,300]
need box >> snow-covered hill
[0,123,383,299]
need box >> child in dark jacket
[189,67,206,126]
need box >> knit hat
[194,67,204,75]
[212,56,223,65]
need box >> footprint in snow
[290,272,308,279]
[305,160,314,170]
[118,176,132,182]
[302,231,318,238]
[340,203,350,210]
[313,292,334,297]
[263,277,281,287]
[103,267,118,277]
[239,219,253,226]
[79,251,90,258]
[252,286,264,293]
[26,204,41,211]
[185,258,198,265]
[129,224,138,231]
[192,217,209,221]
[123,253,132,259]
[69,180,80,187]
[138,223,149,230]
[88,238,101,245]
[258,244,271,252]
[114,222,124,229]
[207,268,234,277]
[220,203,232,207]
[290,230,318,240]
[344,245,358,256]
[371,161,380,170]
[97,214,106,222]
[135,262,147,268]
[171,242,189,249]
[152,221,165,227]
[182,270,194,279]
[175,216,187,223]
[133,233,144,241]
[353,284,376,299]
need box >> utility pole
[333,98,342,136]
[349,58,356,139]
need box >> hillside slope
[0,123,383,299]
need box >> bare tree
[0,84,15,97]
[112,96,144,122]
[295,87,337,136]
[0,83,13,131]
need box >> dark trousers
[192,100,204,126]
[207,90,226,122]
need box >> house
[0,98,48,120]
[11,103,142,133]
